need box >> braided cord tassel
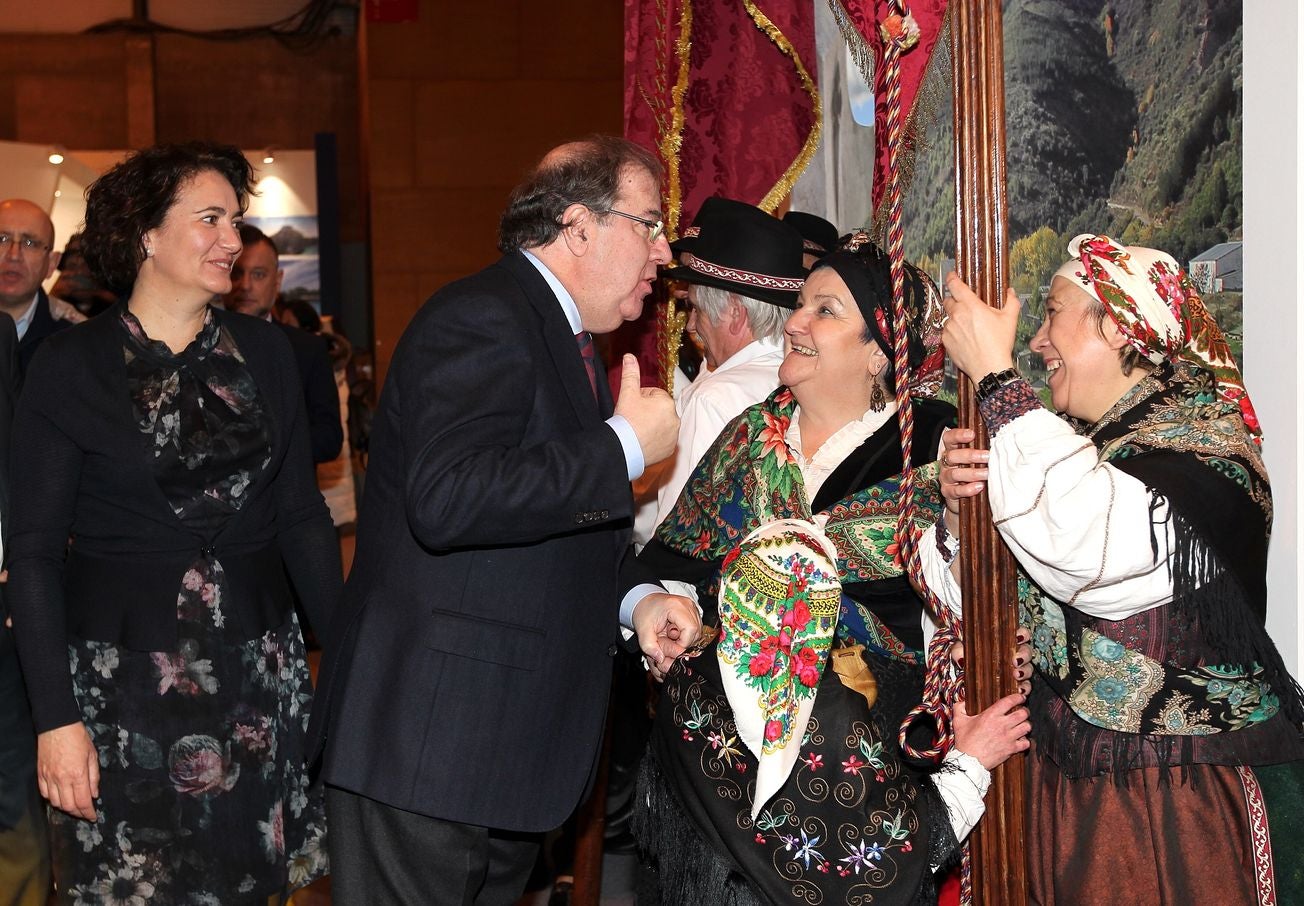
[877,3,973,902]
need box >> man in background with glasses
[0,199,74,376]
[0,198,52,904]
[0,200,82,375]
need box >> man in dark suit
[0,199,71,376]
[311,136,701,904]
[225,224,343,463]
[0,311,51,906]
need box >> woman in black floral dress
[8,143,339,904]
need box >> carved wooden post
[950,1,1029,902]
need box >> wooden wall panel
[365,0,624,385]
[367,2,521,81]
[0,29,364,242]
[0,35,128,146]
[152,33,363,241]
[369,79,415,189]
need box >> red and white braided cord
[877,2,973,901]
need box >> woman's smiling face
[779,267,880,404]
[1031,276,1133,421]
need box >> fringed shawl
[1024,362,1304,779]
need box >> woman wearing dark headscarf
[928,235,1304,904]
[8,143,338,903]
[631,235,1030,906]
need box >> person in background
[928,234,1304,904]
[647,199,802,538]
[49,232,118,319]
[0,199,77,375]
[225,225,342,464]
[279,298,322,334]
[632,198,801,550]
[783,210,839,269]
[290,307,357,531]
[8,142,340,903]
[0,310,50,906]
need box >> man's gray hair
[498,136,662,253]
[693,284,786,343]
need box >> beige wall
[365,0,624,382]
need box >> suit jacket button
[607,644,618,656]
[599,510,609,520]
[574,514,585,524]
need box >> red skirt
[1027,751,1304,905]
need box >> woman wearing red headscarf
[927,235,1304,905]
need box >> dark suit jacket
[276,321,343,463]
[0,312,35,828]
[311,251,634,832]
[8,306,341,734]
[16,288,70,377]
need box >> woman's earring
[145,246,154,258]
[869,380,887,412]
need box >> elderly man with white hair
[634,197,806,545]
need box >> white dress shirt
[632,337,784,545]
[520,249,645,480]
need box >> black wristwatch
[974,367,1020,402]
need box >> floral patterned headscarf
[1052,233,1260,444]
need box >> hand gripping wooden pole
[950,1,1029,902]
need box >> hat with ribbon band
[665,199,806,308]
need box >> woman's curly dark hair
[82,142,255,296]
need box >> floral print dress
[48,310,328,905]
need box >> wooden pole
[950,1,1028,903]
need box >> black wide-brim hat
[665,198,806,308]
[783,210,839,259]
[669,196,749,257]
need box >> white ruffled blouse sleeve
[980,381,1175,620]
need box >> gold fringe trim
[653,0,693,391]
[661,0,693,239]
[743,0,823,213]
[828,0,875,95]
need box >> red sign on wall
[366,0,418,23]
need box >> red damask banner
[625,0,818,233]
[844,0,948,212]
[617,0,948,391]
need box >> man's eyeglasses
[0,233,51,254]
[600,208,665,244]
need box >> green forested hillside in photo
[903,0,1242,293]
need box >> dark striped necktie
[575,331,598,401]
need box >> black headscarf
[810,233,945,397]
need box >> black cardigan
[8,305,342,733]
